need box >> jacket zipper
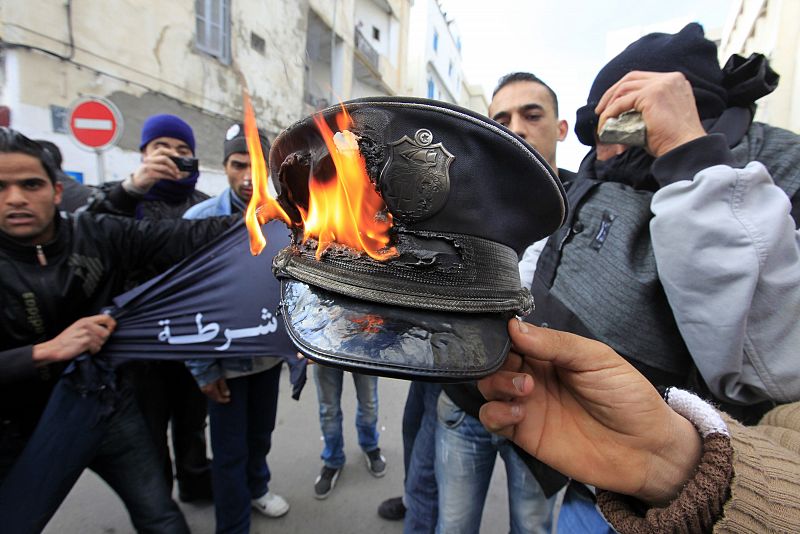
[36,244,48,266]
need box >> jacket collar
[0,211,69,263]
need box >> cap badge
[380,129,453,223]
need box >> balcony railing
[354,28,379,71]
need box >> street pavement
[45,367,511,533]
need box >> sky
[440,0,735,170]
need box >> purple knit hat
[139,114,196,153]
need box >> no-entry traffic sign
[68,97,123,151]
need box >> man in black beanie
[183,125,292,529]
[524,22,800,530]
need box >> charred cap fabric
[270,97,567,380]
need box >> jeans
[402,382,441,534]
[313,364,379,468]
[435,391,553,534]
[207,365,282,534]
[556,483,615,534]
[130,360,211,494]
[0,379,188,534]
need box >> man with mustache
[183,124,292,532]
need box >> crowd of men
[1,22,799,534]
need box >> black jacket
[93,181,209,220]
[0,211,235,435]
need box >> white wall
[355,0,392,58]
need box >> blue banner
[101,220,299,362]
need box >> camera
[170,156,199,173]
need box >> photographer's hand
[478,320,702,506]
[128,146,183,192]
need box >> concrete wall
[718,0,800,132]
[0,0,309,191]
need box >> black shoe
[178,472,213,503]
[378,496,406,520]
[314,465,341,500]
[364,448,386,478]
[178,486,213,503]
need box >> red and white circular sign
[68,97,123,151]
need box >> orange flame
[243,92,291,255]
[303,108,397,261]
[244,97,397,261]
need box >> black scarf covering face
[579,104,758,192]
[590,147,658,191]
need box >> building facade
[304,0,411,113]
[405,0,468,106]
[0,0,413,193]
[718,0,800,133]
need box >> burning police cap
[269,96,567,381]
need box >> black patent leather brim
[280,279,513,381]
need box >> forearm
[715,404,800,533]
[651,160,800,403]
[84,181,141,216]
[103,213,240,278]
[598,389,733,533]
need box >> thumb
[508,320,621,373]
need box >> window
[433,30,439,52]
[372,26,380,41]
[195,0,231,63]
[448,61,453,77]
[456,37,462,52]
[427,78,435,99]
[251,32,266,55]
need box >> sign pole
[95,149,106,184]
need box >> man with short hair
[0,127,236,532]
[35,139,93,212]
[489,72,569,177]
[184,124,292,532]
[488,71,575,289]
[379,73,570,533]
[430,72,570,534]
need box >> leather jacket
[0,211,235,435]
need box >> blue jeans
[435,391,553,534]
[0,379,188,534]
[556,483,615,533]
[313,365,379,468]
[208,364,282,534]
[402,382,441,534]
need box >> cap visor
[281,279,513,381]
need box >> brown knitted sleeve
[597,433,733,534]
[713,404,800,533]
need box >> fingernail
[511,405,521,418]
[517,320,529,333]
[512,375,526,393]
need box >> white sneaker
[251,491,290,518]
